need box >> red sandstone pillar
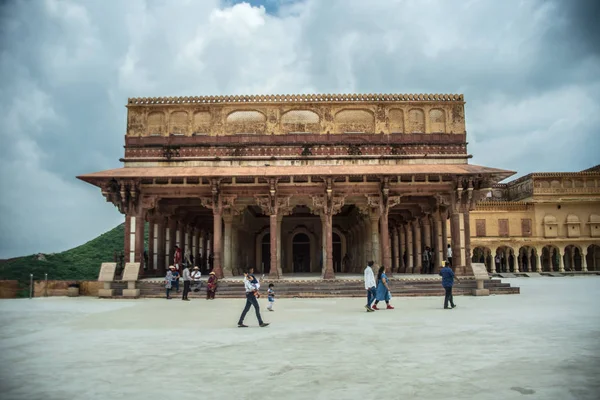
[156,218,166,275]
[381,212,392,276]
[413,219,422,272]
[441,210,448,263]
[134,212,145,269]
[450,211,462,273]
[463,210,473,275]
[168,218,177,266]
[148,221,155,273]
[212,212,223,278]
[406,222,414,273]
[323,212,335,279]
[269,213,278,279]
[124,215,132,262]
[392,226,400,273]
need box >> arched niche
[389,108,404,133]
[193,111,211,135]
[147,111,166,136]
[589,214,600,237]
[170,111,188,135]
[408,108,425,133]
[429,108,446,133]
[225,110,266,135]
[334,109,375,134]
[281,109,320,133]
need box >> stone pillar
[536,247,543,272]
[212,211,223,278]
[178,224,186,261]
[231,221,239,275]
[433,212,443,273]
[222,212,234,277]
[406,222,414,272]
[148,221,155,272]
[569,247,575,271]
[269,213,278,278]
[201,230,208,270]
[526,248,533,273]
[276,214,284,277]
[441,210,448,263]
[582,247,588,272]
[413,218,422,272]
[422,215,432,249]
[168,219,177,266]
[514,248,521,273]
[398,223,405,272]
[463,211,472,275]
[392,227,400,273]
[450,211,462,273]
[381,212,392,275]
[157,219,166,275]
[124,215,132,262]
[323,211,335,279]
[134,213,145,268]
[557,246,565,273]
[369,211,380,264]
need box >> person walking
[363,260,376,312]
[206,271,218,300]
[373,266,394,310]
[439,261,457,309]
[422,247,431,274]
[181,264,192,301]
[164,266,175,299]
[447,244,453,267]
[267,283,275,311]
[238,275,270,328]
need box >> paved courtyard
[1,277,599,400]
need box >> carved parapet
[255,195,292,216]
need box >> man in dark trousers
[439,261,458,309]
[238,274,269,328]
[181,264,192,301]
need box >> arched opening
[542,245,559,272]
[494,246,514,272]
[518,246,537,272]
[472,246,492,272]
[333,232,342,272]
[261,234,271,274]
[586,245,600,271]
[564,245,582,271]
[292,233,311,273]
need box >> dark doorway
[333,232,342,272]
[292,233,311,273]
[261,234,270,274]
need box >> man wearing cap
[191,266,202,293]
[238,274,269,328]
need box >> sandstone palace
[77,94,600,279]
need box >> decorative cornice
[127,93,465,105]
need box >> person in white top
[238,275,269,328]
[191,266,202,292]
[447,244,453,267]
[181,265,192,301]
[364,261,377,312]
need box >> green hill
[0,223,149,290]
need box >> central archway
[292,233,311,273]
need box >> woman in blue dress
[373,266,394,310]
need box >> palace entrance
[292,233,311,273]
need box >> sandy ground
[1,277,599,400]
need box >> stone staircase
[118,277,519,299]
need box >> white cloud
[0,0,598,257]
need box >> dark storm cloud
[0,0,598,258]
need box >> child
[246,274,260,298]
[267,283,275,311]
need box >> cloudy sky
[0,0,598,258]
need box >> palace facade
[78,93,516,279]
[470,165,600,274]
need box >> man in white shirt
[181,265,192,301]
[238,275,270,328]
[447,244,453,267]
[364,261,376,312]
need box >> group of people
[363,258,458,311]
[164,264,218,300]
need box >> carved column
[441,209,448,262]
[369,210,380,264]
[413,218,422,272]
[156,218,166,275]
[582,247,588,272]
[311,183,345,279]
[168,218,177,266]
[222,211,234,277]
[569,247,575,271]
[557,245,565,273]
[276,214,284,277]
[433,211,443,273]
[463,210,472,274]
[201,230,208,271]
[398,223,405,273]
[124,215,132,263]
[392,226,400,273]
[363,218,372,266]
[212,211,223,277]
[147,220,155,272]
[536,247,543,272]
[422,215,432,249]
[406,221,414,272]
[134,211,145,268]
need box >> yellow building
[470,165,600,274]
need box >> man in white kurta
[364,261,376,312]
